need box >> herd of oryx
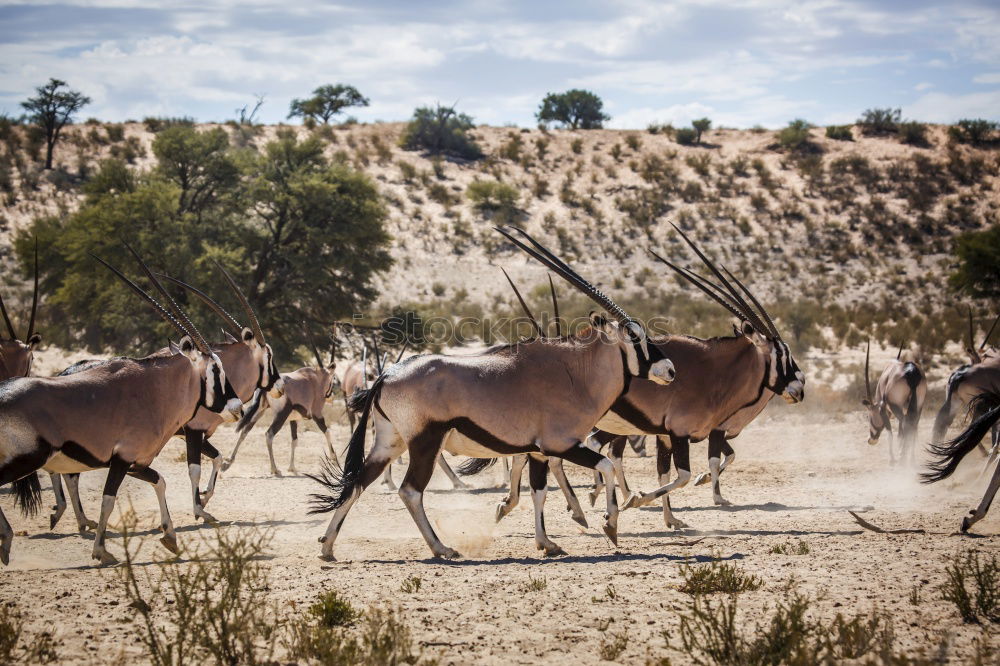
[1,225,1000,567]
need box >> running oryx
[0,246,242,565]
[861,340,926,466]
[45,264,281,528]
[924,390,1000,532]
[224,333,339,476]
[932,312,1000,456]
[308,226,676,559]
[496,224,804,530]
[0,241,41,381]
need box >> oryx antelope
[861,340,926,465]
[924,390,1000,532]
[0,242,41,380]
[308,226,676,560]
[0,246,242,565]
[933,312,1000,458]
[45,265,281,528]
[224,335,339,476]
[498,224,805,530]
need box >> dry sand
[1,404,998,664]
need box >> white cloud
[907,90,1000,123]
[914,82,933,91]
[973,73,1000,84]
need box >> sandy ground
[2,404,999,664]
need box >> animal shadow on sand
[361,550,746,567]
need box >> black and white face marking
[862,399,887,445]
[618,322,675,385]
[767,339,804,403]
[202,352,243,421]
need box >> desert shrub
[105,123,125,143]
[625,133,641,151]
[949,118,999,146]
[685,153,712,177]
[534,136,550,160]
[519,575,548,593]
[118,521,282,665]
[309,590,360,628]
[950,225,1000,299]
[940,550,1000,623]
[679,558,763,595]
[286,604,431,666]
[777,119,814,152]
[397,160,417,182]
[675,128,697,145]
[399,104,482,159]
[599,628,629,661]
[143,116,195,133]
[898,120,929,146]
[427,182,456,207]
[647,122,674,136]
[692,117,712,143]
[825,124,853,141]
[466,178,520,222]
[401,576,422,593]
[500,131,524,161]
[856,107,900,136]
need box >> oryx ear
[223,330,238,344]
[589,311,609,329]
[241,326,255,344]
[741,320,767,346]
[27,333,41,349]
[171,335,199,361]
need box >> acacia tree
[536,89,609,129]
[21,78,91,169]
[950,224,1000,300]
[692,117,712,143]
[288,84,369,124]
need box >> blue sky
[1,0,998,128]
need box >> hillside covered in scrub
[0,117,997,359]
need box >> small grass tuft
[599,627,629,661]
[940,550,1000,624]
[401,576,422,594]
[519,575,548,593]
[679,558,763,595]
[310,590,360,628]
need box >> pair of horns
[94,244,212,355]
[967,307,999,357]
[864,339,872,402]
[650,223,780,341]
[495,226,637,330]
[158,260,267,346]
[304,323,335,368]
[0,239,39,342]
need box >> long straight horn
[158,274,243,337]
[304,324,325,368]
[981,314,1000,350]
[864,339,872,402]
[212,259,265,344]
[394,340,408,364]
[372,337,383,373]
[92,255,194,343]
[26,238,39,340]
[495,226,634,326]
[721,266,781,340]
[361,345,369,389]
[0,288,16,340]
[649,250,746,323]
[896,340,904,360]
[123,243,211,354]
[670,223,772,337]
[968,306,976,352]
[548,273,561,337]
[500,267,542,337]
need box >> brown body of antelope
[46,267,280,529]
[862,342,926,466]
[0,248,242,565]
[308,226,676,560]
[495,223,804,531]
[224,363,339,475]
[341,361,366,429]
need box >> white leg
[188,463,216,523]
[549,458,588,528]
[288,429,299,474]
[659,472,690,529]
[496,454,526,522]
[530,467,565,556]
[200,455,222,507]
[436,454,470,490]
[0,506,12,565]
[265,430,282,477]
[596,456,619,546]
[963,461,1000,532]
[709,457,731,506]
[92,495,119,565]
[65,474,97,532]
[153,476,179,554]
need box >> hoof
[571,513,589,529]
[714,498,733,507]
[495,503,510,523]
[199,490,214,505]
[220,459,233,472]
[666,518,689,530]
[544,545,568,557]
[962,515,973,533]
[160,534,180,555]
[434,548,462,560]
[49,515,59,530]
[1,541,10,566]
[587,490,599,507]
[693,473,710,486]
[78,520,98,533]
[318,552,336,562]
[602,523,618,547]
[452,481,470,491]
[271,469,283,478]
[621,493,642,511]
[198,511,220,525]
[318,535,327,543]
[94,550,119,566]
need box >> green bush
[897,120,929,146]
[949,118,998,145]
[309,590,360,628]
[777,119,813,152]
[692,117,712,143]
[856,107,900,136]
[678,558,763,595]
[399,104,482,159]
[940,550,1000,623]
[142,116,195,133]
[536,89,609,129]
[675,128,697,145]
[825,125,853,141]
[466,179,519,213]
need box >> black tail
[923,393,1000,483]
[307,374,385,513]
[902,363,923,436]
[236,387,267,436]
[346,387,368,413]
[457,457,497,476]
[932,366,969,443]
[13,472,42,517]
